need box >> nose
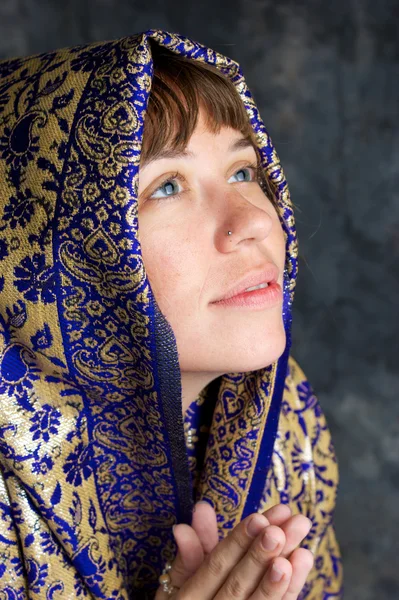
[215,187,274,250]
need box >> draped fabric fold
[0,30,343,598]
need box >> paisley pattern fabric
[0,30,343,599]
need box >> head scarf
[0,30,343,599]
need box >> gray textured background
[1,1,398,598]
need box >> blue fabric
[0,30,342,599]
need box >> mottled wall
[1,1,398,598]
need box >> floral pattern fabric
[0,30,343,598]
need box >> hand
[155,502,314,599]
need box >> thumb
[191,500,219,554]
[173,522,204,574]
[155,524,203,599]
[155,502,218,599]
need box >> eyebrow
[141,137,255,168]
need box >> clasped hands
[156,502,314,599]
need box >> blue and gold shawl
[0,30,343,599]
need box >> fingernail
[262,530,279,551]
[194,501,209,512]
[270,563,284,582]
[172,525,177,535]
[246,514,267,538]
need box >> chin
[178,315,286,374]
[247,338,286,372]
[217,327,287,375]
[245,318,287,365]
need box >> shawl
[0,30,343,599]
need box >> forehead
[142,138,255,168]
[140,110,258,171]
[184,107,256,150]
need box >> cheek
[275,214,287,259]
[278,224,287,262]
[267,209,285,262]
[141,240,179,300]
[139,224,193,315]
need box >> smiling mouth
[243,282,269,292]
[210,280,283,309]
[211,264,279,303]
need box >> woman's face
[137,108,286,383]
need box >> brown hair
[141,40,276,205]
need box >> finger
[249,556,293,600]
[204,524,287,600]
[166,502,270,596]
[191,501,219,554]
[168,524,204,586]
[278,515,312,558]
[261,503,292,527]
[282,548,314,600]
[155,524,202,599]
[192,501,286,557]
[178,512,271,598]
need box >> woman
[0,29,343,599]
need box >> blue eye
[150,176,183,200]
[228,166,256,183]
[148,165,258,203]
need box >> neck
[181,372,222,417]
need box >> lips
[211,264,279,303]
